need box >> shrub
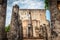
[5,25,10,32]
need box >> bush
[5,25,10,32]
[45,0,49,9]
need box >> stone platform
[24,39,43,40]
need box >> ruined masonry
[0,0,7,40]
[7,5,23,40]
[49,0,60,40]
[7,4,51,40]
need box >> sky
[5,0,50,26]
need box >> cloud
[12,0,45,9]
[5,6,12,26]
[12,1,20,6]
[26,1,45,9]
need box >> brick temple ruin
[7,4,51,40]
[0,0,60,40]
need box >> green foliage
[5,25,10,32]
[45,0,49,9]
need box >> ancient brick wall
[49,0,60,40]
[8,5,23,40]
[0,0,7,40]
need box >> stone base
[24,39,43,40]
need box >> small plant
[45,0,49,9]
[5,25,10,32]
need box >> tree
[45,0,49,9]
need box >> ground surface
[24,39,44,40]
